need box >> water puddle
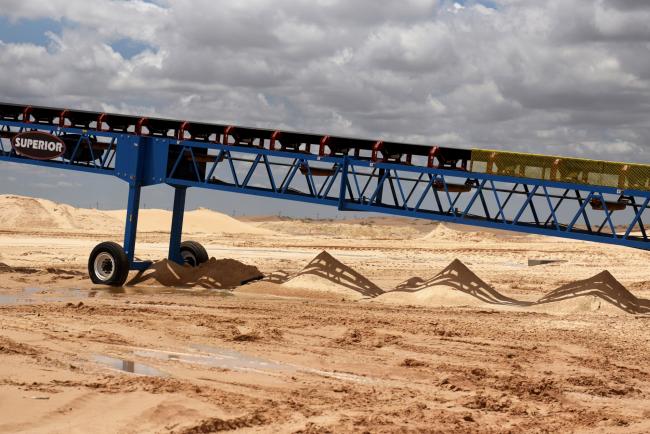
[301,368,375,384]
[93,354,167,377]
[133,344,292,374]
[105,287,235,297]
[0,287,86,305]
[131,344,375,384]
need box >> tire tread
[88,241,129,286]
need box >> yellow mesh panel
[470,149,650,191]
[621,163,650,190]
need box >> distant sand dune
[0,195,121,232]
[0,194,273,235]
[104,208,274,235]
[421,223,538,242]
[421,224,477,241]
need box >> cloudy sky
[0,0,649,215]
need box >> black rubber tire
[180,241,209,267]
[88,241,129,286]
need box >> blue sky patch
[0,16,66,46]
[110,37,154,59]
[455,0,498,9]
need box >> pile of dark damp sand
[127,258,263,289]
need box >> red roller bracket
[58,109,69,127]
[178,121,190,140]
[22,106,32,123]
[427,146,440,168]
[223,126,235,145]
[319,135,330,157]
[135,117,148,135]
[97,113,107,131]
[270,131,281,150]
[371,141,384,162]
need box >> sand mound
[380,263,650,315]
[104,208,273,235]
[534,270,650,314]
[0,194,274,235]
[257,219,425,239]
[421,223,532,242]
[0,195,122,232]
[377,259,527,307]
[241,251,383,300]
[127,258,263,289]
[281,251,384,299]
[421,224,482,241]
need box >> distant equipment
[1,102,649,286]
[527,259,568,267]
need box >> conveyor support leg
[168,186,187,265]
[123,183,142,265]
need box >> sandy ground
[2,195,650,433]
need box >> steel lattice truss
[165,142,650,250]
[1,105,649,256]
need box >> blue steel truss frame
[1,120,650,273]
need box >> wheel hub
[180,250,197,267]
[93,252,115,281]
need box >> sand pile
[0,194,274,235]
[240,251,384,300]
[421,224,482,241]
[257,219,425,239]
[127,258,263,289]
[421,223,531,242]
[0,195,122,232]
[377,259,528,307]
[533,270,650,314]
[282,251,384,298]
[379,261,650,315]
[105,208,273,235]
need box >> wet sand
[3,285,650,433]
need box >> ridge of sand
[421,224,482,241]
[533,270,650,315]
[239,251,384,300]
[377,259,526,307]
[256,220,426,239]
[127,257,263,289]
[282,251,384,299]
[0,195,121,232]
[377,261,650,315]
[421,223,540,242]
[104,208,274,235]
[0,194,274,235]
